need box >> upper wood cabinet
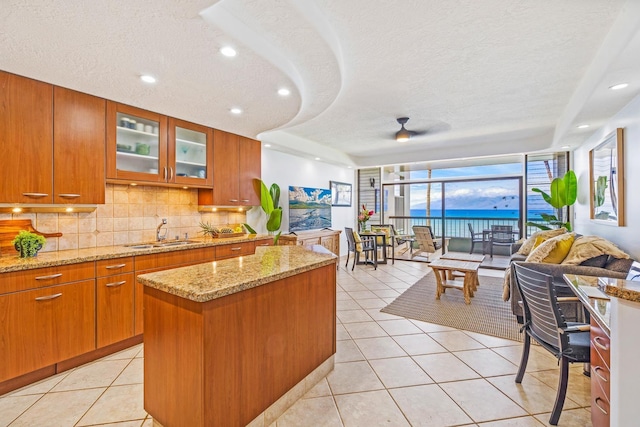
[0,71,53,204]
[53,86,106,204]
[107,102,213,187]
[199,130,261,206]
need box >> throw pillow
[352,230,363,253]
[517,228,567,256]
[562,235,630,265]
[526,233,575,264]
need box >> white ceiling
[2,0,639,168]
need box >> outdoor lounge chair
[411,225,441,261]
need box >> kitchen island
[138,245,337,427]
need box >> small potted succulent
[12,230,46,258]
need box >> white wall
[247,149,356,256]
[572,93,640,260]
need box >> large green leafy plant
[526,170,577,231]
[244,180,282,244]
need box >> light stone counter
[0,235,272,273]
[137,245,337,302]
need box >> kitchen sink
[124,240,197,249]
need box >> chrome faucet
[156,218,168,241]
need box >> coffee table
[439,252,486,263]
[429,258,481,304]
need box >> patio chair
[489,224,515,257]
[513,264,590,425]
[411,225,441,261]
[370,224,406,261]
[467,223,485,254]
[344,227,377,270]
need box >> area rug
[381,272,523,342]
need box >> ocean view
[408,208,552,220]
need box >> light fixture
[395,118,411,142]
[230,107,242,115]
[238,207,243,212]
[12,207,22,213]
[609,83,628,90]
[315,157,321,161]
[220,46,237,57]
[212,208,218,212]
[577,124,590,129]
[140,75,156,84]
[347,166,353,169]
[277,88,290,96]
[264,144,271,148]
[561,145,571,149]
[65,207,74,212]
[183,186,188,189]
[130,183,137,186]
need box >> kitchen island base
[143,262,336,427]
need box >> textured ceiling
[1,0,639,167]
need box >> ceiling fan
[393,117,450,141]
[394,117,428,142]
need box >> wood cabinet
[107,102,213,188]
[0,279,95,382]
[0,71,53,204]
[591,317,610,427]
[0,71,106,205]
[279,229,341,257]
[96,257,135,347]
[215,240,255,259]
[198,130,261,206]
[53,86,106,204]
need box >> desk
[564,274,640,426]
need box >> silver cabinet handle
[241,199,249,202]
[106,280,126,287]
[594,397,608,415]
[58,193,81,198]
[105,263,127,270]
[169,167,173,180]
[22,192,49,198]
[35,273,63,280]
[163,167,167,180]
[230,247,242,251]
[594,336,609,351]
[258,243,270,246]
[229,199,238,202]
[593,366,608,383]
[35,293,62,301]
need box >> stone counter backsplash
[0,184,249,253]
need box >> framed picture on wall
[330,181,352,206]
[589,128,624,226]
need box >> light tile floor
[0,258,592,426]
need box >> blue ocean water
[409,209,552,220]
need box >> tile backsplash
[0,184,248,252]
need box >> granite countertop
[138,245,337,303]
[0,235,272,273]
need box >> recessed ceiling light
[609,83,628,90]
[65,207,74,212]
[561,145,571,149]
[315,157,321,161]
[230,107,242,115]
[140,75,156,84]
[264,144,271,148]
[347,166,353,169]
[277,88,290,96]
[12,207,22,213]
[220,46,237,57]
[577,124,590,129]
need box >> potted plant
[244,180,282,244]
[12,230,46,258]
[526,170,577,231]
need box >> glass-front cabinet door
[106,102,168,183]
[168,118,212,186]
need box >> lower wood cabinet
[591,317,611,427]
[0,279,96,382]
[279,229,341,256]
[97,273,135,348]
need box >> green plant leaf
[531,188,552,205]
[563,170,577,206]
[270,183,280,210]
[273,231,282,245]
[539,213,559,222]
[260,180,274,215]
[243,223,257,234]
[549,177,566,208]
[595,176,607,207]
[525,221,552,231]
[266,207,282,232]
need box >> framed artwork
[589,128,624,226]
[330,181,352,206]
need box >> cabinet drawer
[97,272,134,347]
[591,384,610,427]
[0,279,96,382]
[591,362,610,403]
[254,239,273,248]
[0,262,95,295]
[300,237,321,246]
[216,241,255,259]
[591,318,610,369]
[96,257,134,277]
[135,247,214,271]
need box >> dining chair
[344,227,377,270]
[411,225,441,261]
[467,223,485,254]
[513,264,590,426]
[489,225,515,257]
